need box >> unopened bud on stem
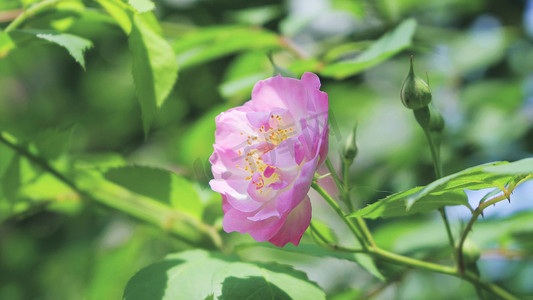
[400,55,432,110]
[343,123,358,165]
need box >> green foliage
[0,32,15,55]
[349,161,530,219]
[320,18,417,78]
[19,29,93,69]
[96,0,132,33]
[484,158,533,175]
[1,0,532,299]
[128,0,154,13]
[123,249,326,300]
[129,13,179,135]
[248,243,385,281]
[2,155,21,202]
[173,26,281,69]
[104,166,203,219]
[32,127,73,160]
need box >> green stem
[439,207,456,254]
[355,216,376,248]
[372,246,517,299]
[341,160,355,212]
[4,0,60,33]
[311,181,368,250]
[0,133,223,250]
[0,134,77,190]
[342,159,376,248]
[325,158,343,193]
[324,158,376,248]
[421,128,455,255]
[457,192,510,274]
[314,178,517,300]
[422,129,443,179]
[371,247,455,275]
[309,222,365,253]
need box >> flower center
[235,113,295,194]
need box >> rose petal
[268,196,312,247]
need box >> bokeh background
[1,0,532,299]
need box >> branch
[4,0,60,33]
[313,174,519,300]
[456,176,531,274]
[0,133,223,250]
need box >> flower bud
[343,123,358,165]
[400,56,432,110]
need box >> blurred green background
[1,0,532,299]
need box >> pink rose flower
[209,73,329,247]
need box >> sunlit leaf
[96,0,132,33]
[310,219,338,244]
[247,243,385,281]
[123,249,325,300]
[349,161,528,219]
[173,26,281,69]
[178,104,232,167]
[105,166,172,204]
[484,158,533,175]
[129,13,178,135]
[0,32,15,57]
[104,166,203,219]
[19,29,93,69]
[320,18,417,79]
[129,0,154,13]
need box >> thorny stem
[313,178,519,300]
[457,176,531,274]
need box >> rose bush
[209,72,329,246]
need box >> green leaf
[349,161,526,219]
[169,176,203,219]
[173,26,281,69]
[310,219,338,244]
[0,32,15,57]
[246,243,385,281]
[484,157,533,175]
[32,127,73,160]
[17,172,79,215]
[219,51,271,101]
[128,0,154,13]
[96,0,132,33]
[320,18,417,79]
[105,166,171,203]
[19,30,93,69]
[373,219,448,254]
[219,72,269,100]
[123,249,325,300]
[2,154,21,202]
[129,13,178,135]
[104,166,202,219]
[178,104,232,167]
